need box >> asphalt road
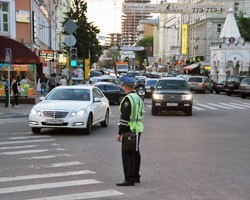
[0,93,250,200]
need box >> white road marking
[192,106,205,111]
[0,145,38,150]
[0,149,48,155]
[6,136,51,140]
[0,139,54,145]
[21,154,72,160]
[0,179,101,194]
[219,103,245,109]
[207,103,233,109]
[27,190,124,200]
[0,170,95,183]
[195,103,218,110]
[29,161,83,169]
[230,103,250,108]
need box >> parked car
[29,85,110,135]
[239,77,250,99]
[145,78,158,97]
[94,82,125,104]
[151,77,193,116]
[187,76,213,93]
[224,75,250,96]
[213,80,226,94]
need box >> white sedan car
[29,85,110,134]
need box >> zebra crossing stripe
[32,161,82,169]
[6,136,51,140]
[0,179,101,194]
[230,103,250,108]
[0,145,38,150]
[27,190,124,200]
[0,149,48,155]
[21,154,72,160]
[207,103,233,109]
[0,139,54,145]
[0,170,95,183]
[195,103,218,110]
[219,103,245,109]
[193,106,205,111]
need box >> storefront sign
[16,10,30,23]
[39,50,54,61]
[12,64,34,72]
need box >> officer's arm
[118,97,131,135]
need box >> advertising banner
[181,24,188,55]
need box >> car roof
[158,77,186,81]
[94,82,117,86]
[55,85,95,89]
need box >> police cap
[120,75,136,86]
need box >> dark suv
[151,77,193,116]
[225,76,250,96]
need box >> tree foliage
[135,36,153,66]
[63,0,102,64]
[236,11,250,42]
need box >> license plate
[167,103,178,106]
[45,119,64,124]
[191,83,198,85]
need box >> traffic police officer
[116,76,144,186]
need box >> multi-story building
[0,0,70,96]
[121,0,151,46]
[105,33,122,49]
[137,18,159,41]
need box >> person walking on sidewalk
[12,78,20,109]
[40,73,48,95]
[4,77,13,107]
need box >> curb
[0,113,29,119]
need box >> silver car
[29,85,110,134]
[187,76,213,93]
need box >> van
[187,76,213,93]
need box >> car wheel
[210,89,213,93]
[216,91,219,94]
[101,110,109,127]
[226,92,232,96]
[85,114,92,135]
[241,94,246,99]
[151,104,158,115]
[31,127,41,134]
[186,108,192,116]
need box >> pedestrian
[116,75,144,186]
[59,75,67,86]
[48,73,56,92]
[40,73,48,95]
[12,77,20,108]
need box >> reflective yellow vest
[120,93,144,133]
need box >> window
[217,24,221,33]
[0,2,9,33]
[93,88,104,98]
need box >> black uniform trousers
[122,133,141,182]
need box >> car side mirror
[39,96,45,101]
[94,97,101,102]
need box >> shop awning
[0,36,40,64]
[183,63,200,70]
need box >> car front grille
[42,111,69,118]
[163,94,182,101]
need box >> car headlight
[152,93,163,100]
[71,109,86,117]
[30,108,41,116]
[182,94,192,100]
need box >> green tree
[135,36,153,66]
[236,11,250,42]
[63,0,102,64]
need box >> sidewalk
[0,95,40,119]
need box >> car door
[92,88,106,122]
[105,84,119,103]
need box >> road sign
[121,46,144,51]
[5,48,12,64]
[64,35,76,47]
[122,3,226,14]
[63,19,78,35]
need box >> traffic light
[69,47,77,67]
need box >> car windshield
[146,80,157,86]
[188,77,202,82]
[46,88,91,101]
[241,78,250,85]
[227,76,240,82]
[156,80,188,90]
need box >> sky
[86,0,176,37]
